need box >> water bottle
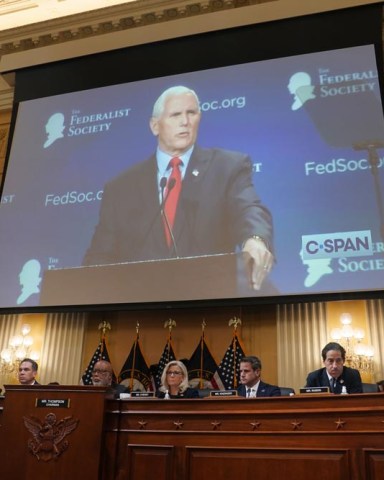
[341,385,348,395]
[164,390,170,399]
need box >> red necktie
[164,157,182,246]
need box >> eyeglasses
[92,369,111,375]
[166,371,182,376]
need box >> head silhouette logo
[288,72,316,111]
[300,249,333,287]
[44,112,65,148]
[17,259,42,305]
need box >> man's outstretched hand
[242,236,274,290]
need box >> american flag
[153,339,176,390]
[216,334,246,390]
[80,338,116,385]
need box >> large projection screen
[0,4,383,310]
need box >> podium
[40,252,250,306]
[1,385,107,480]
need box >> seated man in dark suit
[91,360,128,398]
[18,358,40,385]
[237,355,280,397]
[305,342,363,394]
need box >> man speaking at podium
[83,86,274,291]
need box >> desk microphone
[161,177,179,258]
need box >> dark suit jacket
[83,146,273,265]
[237,380,281,398]
[305,366,363,394]
[109,383,130,399]
[156,387,199,399]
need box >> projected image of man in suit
[83,86,274,291]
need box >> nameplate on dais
[299,387,330,394]
[130,392,155,398]
[36,398,70,408]
[210,390,238,397]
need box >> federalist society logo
[302,230,373,260]
[43,107,131,148]
[287,65,378,111]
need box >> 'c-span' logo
[301,230,373,260]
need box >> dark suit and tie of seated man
[237,355,281,398]
[83,85,274,292]
[91,359,128,398]
[377,380,384,392]
[305,342,363,394]
[18,358,39,385]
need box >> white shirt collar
[156,145,194,181]
[246,380,261,394]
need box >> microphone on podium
[159,175,168,195]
